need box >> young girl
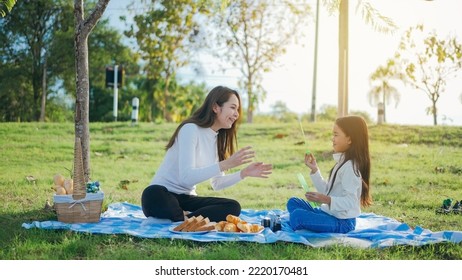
[287,115,371,233]
[141,86,272,222]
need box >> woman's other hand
[220,146,254,171]
[240,162,272,179]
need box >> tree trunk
[432,101,438,126]
[246,90,253,123]
[163,75,173,122]
[74,0,110,182]
[338,0,349,117]
[382,84,387,123]
[74,28,91,181]
[147,103,152,123]
[32,52,42,121]
[246,72,254,123]
[39,55,47,122]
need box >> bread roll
[226,214,241,224]
[55,186,66,195]
[63,179,73,194]
[250,224,264,233]
[53,174,65,186]
[223,222,238,232]
[237,222,251,233]
[215,221,227,231]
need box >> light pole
[113,65,118,122]
[310,0,320,122]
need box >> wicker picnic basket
[53,137,104,223]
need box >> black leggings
[141,185,241,222]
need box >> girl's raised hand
[241,162,273,179]
[304,153,318,174]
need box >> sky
[103,0,462,126]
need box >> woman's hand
[240,162,272,179]
[304,153,318,174]
[305,192,331,205]
[220,146,255,171]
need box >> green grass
[1,121,461,259]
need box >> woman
[141,86,272,222]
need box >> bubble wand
[298,120,311,155]
[297,172,317,206]
[297,172,310,192]
[297,120,317,206]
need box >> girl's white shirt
[150,123,242,195]
[310,153,362,219]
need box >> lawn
[0,121,461,260]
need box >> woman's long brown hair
[334,115,372,207]
[165,86,242,161]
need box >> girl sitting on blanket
[141,86,272,222]
[287,115,372,233]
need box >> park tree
[163,80,208,122]
[45,3,140,123]
[394,25,462,125]
[87,20,141,122]
[212,0,310,123]
[0,0,70,121]
[74,0,110,181]
[128,76,207,122]
[324,0,397,118]
[270,101,297,122]
[0,0,137,122]
[368,58,401,123]
[0,0,16,17]
[211,0,394,123]
[126,0,208,122]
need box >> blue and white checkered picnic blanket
[22,202,462,248]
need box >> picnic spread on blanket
[22,202,462,248]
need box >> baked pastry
[223,222,238,232]
[226,214,241,224]
[214,214,265,233]
[215,221,227,231]
[250,224,264,233]
[237,222,251,233]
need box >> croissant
[214,216,264,233]
[214,221,227,231]
[223,222,238,232]
[237,222,251,233]
[226,214,241,224]
[250,224,264,233]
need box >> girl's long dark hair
[165,86,242,161]
[331,115,372,207]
